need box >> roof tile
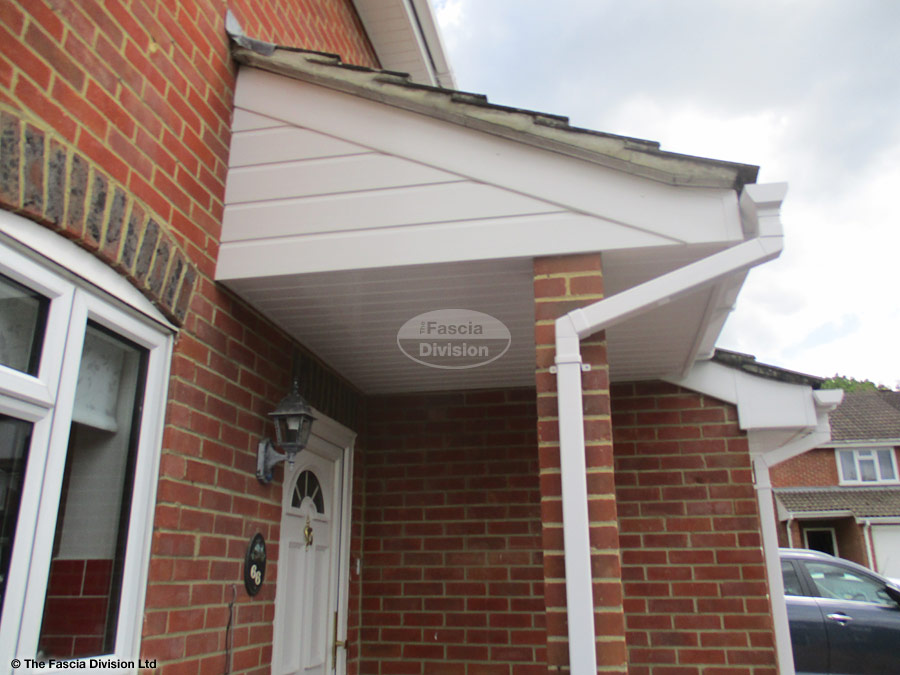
[829,391,900,442]
[776,486,900,518]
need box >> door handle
[826,613,853,625]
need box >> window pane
[292,470,325,513]
[0,415,32,614]
[839,451,857,481]
[859,458,877,482]
[781,560,804,596]
[804,561,893,604]
[38,324,147,659]
[0,274,48,375]
[877,450,896,480]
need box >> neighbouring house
[773,390,900,579]
[0,2,841,675]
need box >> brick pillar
[534,253,627,672]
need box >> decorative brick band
[0,109,197,326]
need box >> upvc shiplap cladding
[226,259,537,394]
[223,107,564,244]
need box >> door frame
[271,408,356,675]
[803,526,838,556]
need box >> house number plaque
[244,533,267,596]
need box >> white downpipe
[553,183,786,674]
[555,316,599,673]
[753,456,796,675]
[862,519,875,572]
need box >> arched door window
[292,470,325,513]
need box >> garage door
[871,524,900,579]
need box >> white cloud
[434,0,900,388]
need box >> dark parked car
[781,548,900,674]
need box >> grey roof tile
[776,486,900,518]
[829,391,900,442]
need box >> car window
[803,561,894,604]
[782,559,805,596]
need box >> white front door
[272,420,352,675]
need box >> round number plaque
[244,533,267,596]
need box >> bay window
[0,217,172,670]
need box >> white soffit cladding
[227,259,538,394]
[218,66,746,281]
[217,53,761,393]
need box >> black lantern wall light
[256,376,316,483]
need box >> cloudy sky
[433,0,900,389]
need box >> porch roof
[216,43,771,394]
[776,486,900,519]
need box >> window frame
[835,446,900,486]
[0,229,173,670]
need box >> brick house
[772,390,900,579]
[0,2,839,675]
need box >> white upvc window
[836,447,899,485]
[0,222,172,673]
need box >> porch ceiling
[223,245,732,395]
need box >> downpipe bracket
[549,364,591,374]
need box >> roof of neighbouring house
[227,42,759,190]
[776,486,900,518]
[827,391,900,443]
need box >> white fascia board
[672,359,843,468]
[670,359,820,430]
[783,510,855,520]
[820,439,900,448]
[232,68,743,245]
[217,212,676,280]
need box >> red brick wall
[1,2,374,674]
[770,448,839,487]
[359,389,546,675]
[612,383,777,675]
[0,1,376,315]
[533,254,626,673]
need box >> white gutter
[553,183,786,673]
